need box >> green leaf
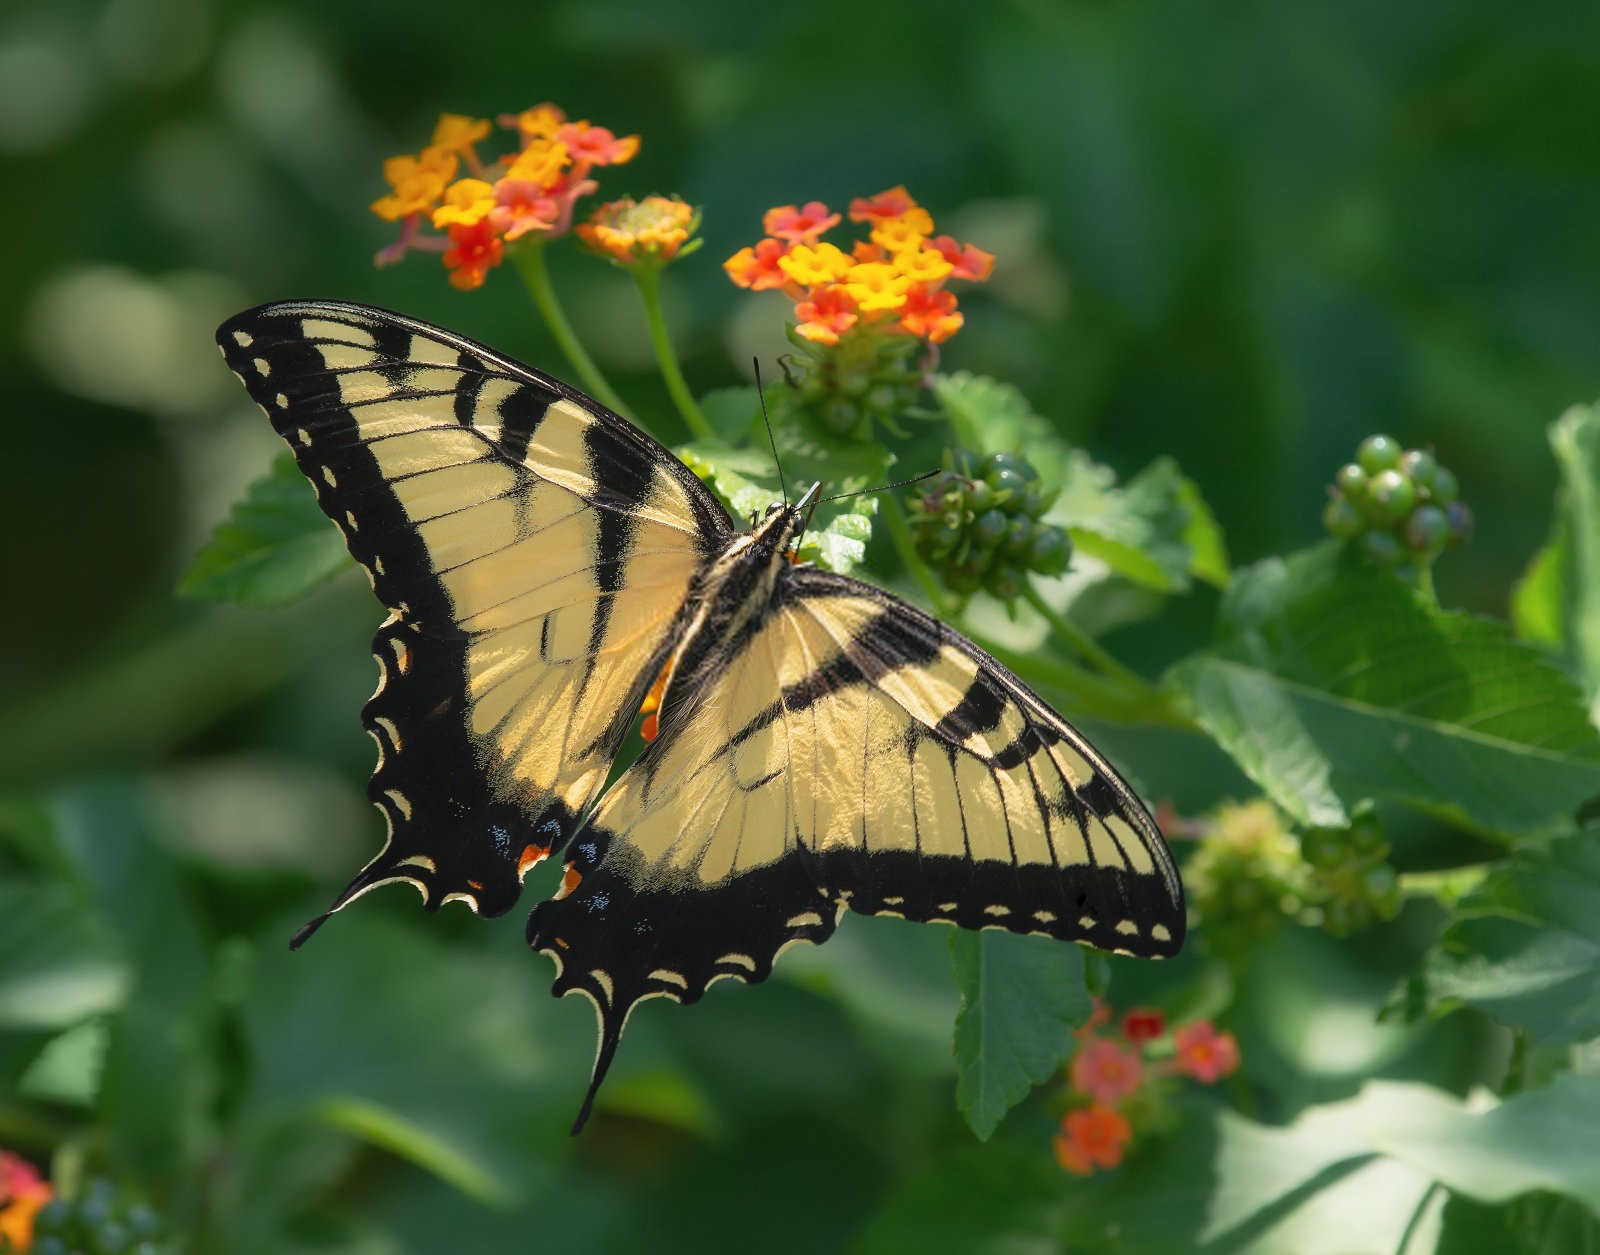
[678,432,890,574]
[1070,1080,1600,1254]
[949,930,1089,1140]
[930,371,1070,495]
[1419,829,1600,1044]
[1167,545,1600,838]
[178,452,350,607]
[1513,401,1600,715]
[697,385,763,442]
[0,881,127,1030]
[853,1138,1066,1255]
[1052,452,1195,592]
[243,912,591,1207]
[1177,471,1230,586]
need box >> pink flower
[1174,1021,1240,1084]
[1070,1037,1144,1105]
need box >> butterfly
[216,300,1185,1132]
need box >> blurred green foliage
[5,0,1600,1252]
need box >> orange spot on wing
[638,656,673,741]
[466,879,484,890]
[557,862,582,898]
[554,936,570,949]
[518,843,551,877]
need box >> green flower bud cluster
[787,327,928,440]
[1298,805,1402,937]
[1186,800,1311,963]
[1323,435,1473,581]
[906,449,1071,600]
[30,1178,173,1255]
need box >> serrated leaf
[1052,452,1193,592]
[1419,829,1600,1044]
[949,930,1089,1140]
[678,431,889,574]
[1167,545,1600,838]
[1514,402,1600,717]
[178,452,349,607]
[930,371,1070,495]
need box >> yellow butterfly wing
[529,567,1183,1129]
[216,301,732,940]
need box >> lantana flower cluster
[724,186,993,347]
[1053,1002,1240,1177]
[370,106,648,289]
[0,1150,52,1252]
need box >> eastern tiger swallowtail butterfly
[217,300,1185,1132]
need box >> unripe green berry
[1399,449,1437,493]
[973,510,1009,548]
[988,570,1023,601]
[987,466,1027,500]
[1446,500,1473,545]
[1357,434,1403,474]
[1028,528,1071,574]
[1392,563,1421,585]
[1362,530,1403,566]
[1335,463,1368,499]
[1367,468,1416,523]
[1323,495,1365,539]
[1003,518,1033,557]
[1429,466,1459,505]
[1300,827,1345,869]
[1363,864,1398,899]
[1404,504,1450,553]
[966,479,995,512]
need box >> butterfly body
[217,300,1184,1132]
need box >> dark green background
[2,0,1597,1250]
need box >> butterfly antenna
[822,468,940,505]
[753,358,790,506]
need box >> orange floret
[778,241,853,288]
[848,185,920,223]
[794,285,859,345]
[892,246,954,284]
[725,237,792,291]
[842,261,912,313]
[443,219,504,289]
[763,201,841,244]
[556,121,640,167]
[1053,1105,1132,1176]
[507,137,569,189]
[501,102,567,142]
[431,113,491,154]
[898,285,962,342]
[371,145,457,220]
[930,234,995,281]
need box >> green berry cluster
[1185,801,1310,962]
[1298,805,1402,937]
[907,449,1071,600]
[29,1178,172,1255]
[1323,435,1472,581]
[787,328,927,439]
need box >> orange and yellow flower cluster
[371,106,640,290]
[724,186,994,346]
[1053,1002,1240,1176]
[0,1150,52,1251]
[578,195,701,269]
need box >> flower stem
[633,266,714,441]
[509,241,634,420]
[882,495,957,616]
[1021,581,1150,693]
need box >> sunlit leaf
[1419,829,1600,1043]
[178,452,350,607]
[1168,545,1600,838]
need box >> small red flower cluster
[0,1150,52,1252]
[1053,1001,1241,1176]
[724,186,993,346]
[370,105,639,289]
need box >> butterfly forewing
[216,301,731,939]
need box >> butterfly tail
[570,1007,627,1136]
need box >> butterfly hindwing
[216,301,732,939]
[528,565,1183,1129]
